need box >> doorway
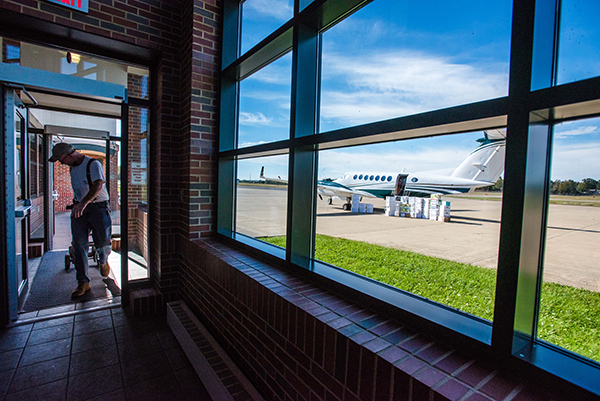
[1,62,144,324]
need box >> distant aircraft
[261,129,506,210]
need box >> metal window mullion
[287,22,320,267]
[120,101,129,304]
[492,0,538,355]
[222,0,242,69]
[218,1,241,237]
[493,0,559,356]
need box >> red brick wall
[53,162,74,212]
[181,239,569,401]
[179,0,220,241]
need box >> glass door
[3,87,31,319]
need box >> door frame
[2,87,30,320]
[0,63,129,325]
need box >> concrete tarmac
[236,186,600,292]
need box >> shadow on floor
[0,307,211,401]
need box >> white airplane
[261,129,506,210]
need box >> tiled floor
[0,307,212,401]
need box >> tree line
[550,178,599,195]
[478,178,600,195]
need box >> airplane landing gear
[327,197,333,205]
[342,196,353,211]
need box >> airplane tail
[450,129,506,183]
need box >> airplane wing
[317,180,378,199]
[260,167,377,199]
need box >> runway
[236,186,600,292]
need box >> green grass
[262,234,600,362]
[448,194,600,207]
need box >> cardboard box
[386,197,396,214]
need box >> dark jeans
[71,201,112,284]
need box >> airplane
[260,129,506,210]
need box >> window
[1,37,150,89]
[538,117,600,363]
[315,132,504,322]
[238,53,292,148]
[319,0,512,132]
[235,155,288,244]
[219,0,600,395]
[556,0,600,85]
[241,0,294,55]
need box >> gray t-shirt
[70,156,109,203]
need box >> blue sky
[237,0,600,183]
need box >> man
[49,142,112,298]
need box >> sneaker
[100,262,110,277]
[72,282,91,298]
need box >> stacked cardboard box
[438,200,451,222]
[385,196,396,216]
[429,199,441,221]
[383,195,451,222]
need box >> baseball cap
[49,142,75,162]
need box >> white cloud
[550,141,600,181]
[241,89,289,102]
[318,143,472,179]
[238,140,269,148]
[244,0,293,21]
[239,112,272,125]
[554,125,599,139]
[320,50,508,127]
[243,54,292,86]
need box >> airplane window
[353,174,358,180]
[359,174,363,179]
[364,175,368,180]
[387,176,393,182]
[412,177,418,182]
[369,175,374,180]
[375,175,380,181]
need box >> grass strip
[448,195,600,207]
[261,234,600,362]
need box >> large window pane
[238,54,292,147]
[557,0,600,85]
[538,117,600,362]
[241,0,294,55]
[128,105,149,280]
[236,155,288,243]
[313,130,506,321]
[319,0,512,133]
